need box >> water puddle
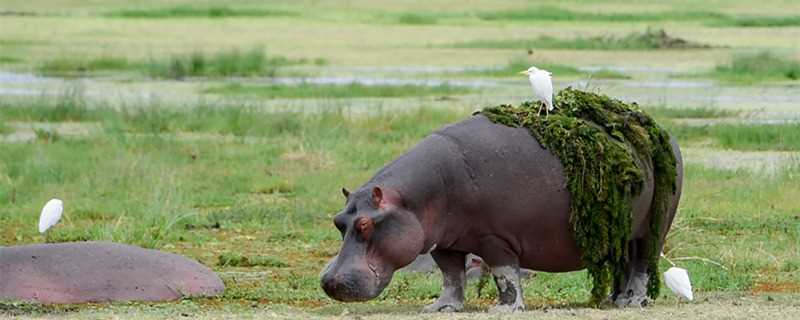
[0,71,55,84]
[578,65,684,74]
[316,65,488,74]
[268,76,502,88]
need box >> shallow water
[0,71,54,84]
[1,69,799,114]
[268,76,503,88]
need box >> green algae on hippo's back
[478,88,677,304]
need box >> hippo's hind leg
[488,264,525,312]
[423,250,466,313]
[613,238,650,307]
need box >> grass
[466,57,629,79]
[36,57,133,75]
[0,86,94,122]
[666,122,800,151]
[1,92,798,311]
[643,106,740,119]
[476,7,800,27]
[202,82,473,99]
[106,6,296,18]
[396,13,439,25]
[477,7,726,23]
[35,48,302,79]
[450,29,710,51]
[708,52,800,84]
[217,253,289,267]
[0,56,22,64]
[1,0,799,317]
[716,15,800,27]
[0,121,10,135]
[146,47,297,79]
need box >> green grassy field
[1,0,799,319]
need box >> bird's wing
[664,267,693,300]
[533,72,554,108]
[38,200,63,233]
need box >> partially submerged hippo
[0,241,224,304]
[320,115,682,311]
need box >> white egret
[519,66,554,116]
[663,267,693,301]
[38,198,63,233]
[661,252,693,301]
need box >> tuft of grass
[712,124,800,151]
[0,86,93,122]
[36,57,134,76]
[718,15,800,27]
[643,106,740,119]
[476,7,800,28]
[217,253,289,268]
[666,122,800,151]
[0,122,9,135]
[36,48,304,79]
[451,29,710,51]
[0,56,22,64]
[106,6,295,19]
[202,82,472,99]
[710,52,800,84]
[146,47,296,79]
[33,128,61,143]
[477,7,726,23]
[396,13,438,25]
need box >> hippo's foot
[614,293,650,308]
[422,300,464,313]
[489,265,526,313]
[614,268,650,308]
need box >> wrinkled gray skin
[0,241,224,304]
[320,115,683,312]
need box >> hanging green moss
[478,88,676,304]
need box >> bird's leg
[537,102,544,116]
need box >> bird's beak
[518,70,528,75]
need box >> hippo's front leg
[423,250,466,312]
[488,265,525,312]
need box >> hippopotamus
[0,241,224,304]
[320,114,682,312]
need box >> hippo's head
[320,186,425,302]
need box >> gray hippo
[0,241,224,304]
[320,114,682,312]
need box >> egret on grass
[38,198,63,234]
[519,66,554,116]
[661,252,694,301]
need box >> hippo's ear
[341,188,350,199]
[372,187,383,207]
[372,186,402,209]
